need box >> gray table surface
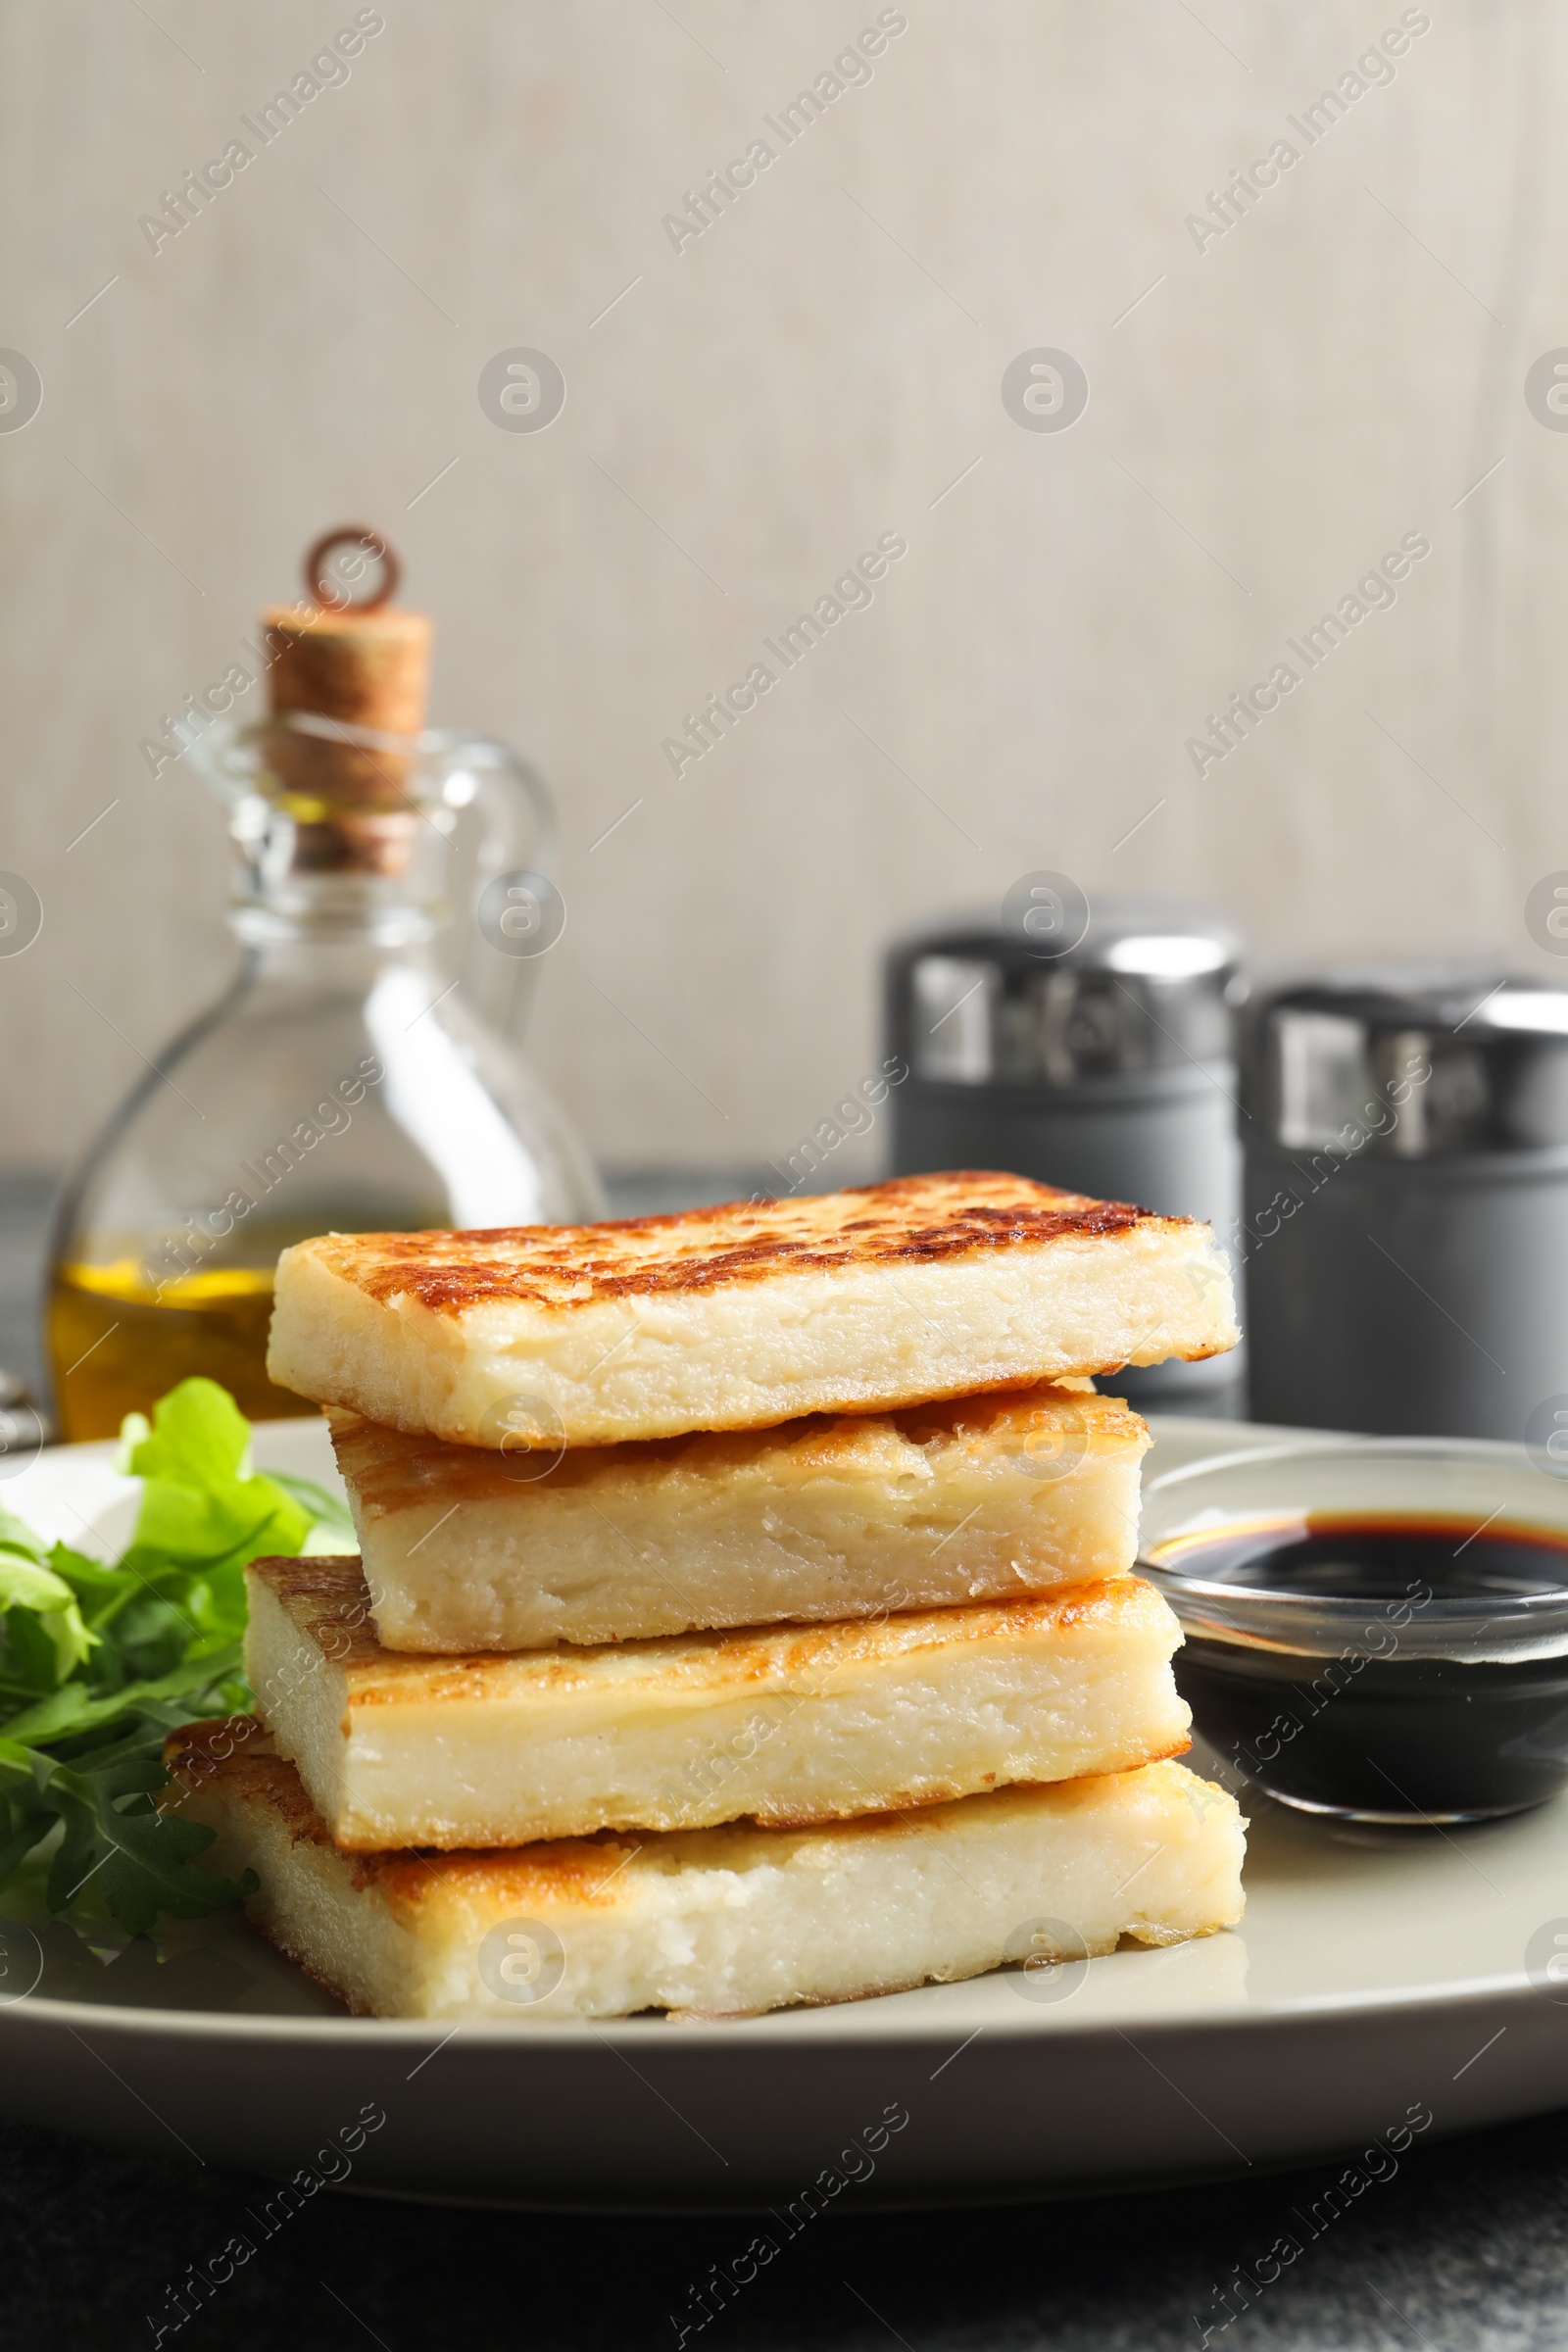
[3,1174,1566,2351]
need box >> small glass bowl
[1139,1437,1568,1824]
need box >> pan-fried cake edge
[164,1722,1247,2022]
[243,1560,1194,1849]
[268,1171,1238,1448]
[325,1382,1151,1651]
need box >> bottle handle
[430,733,561,1041]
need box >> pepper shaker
[885,898,1247,1399]
[1243,969,1568,1441]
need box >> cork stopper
[262,528,432,875]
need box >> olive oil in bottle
[47,528,601,1440]
[49,1262,283,1437]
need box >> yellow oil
[48,1260,310,1442]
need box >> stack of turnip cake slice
[167,1173,1247,2023]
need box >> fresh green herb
[267,1469,357,1549]
[0,1377,332,1936]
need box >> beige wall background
[2,0,1566,1185]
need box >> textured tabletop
[6,2102,1568,2351]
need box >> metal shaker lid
[1246,968,1568,1156]
[886,896,1246,1087]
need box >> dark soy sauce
[1158,1514,1568,1821]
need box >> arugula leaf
[1,1642,246,1749]
[43,1731,258,1939]
[0,1741,54,1885]
[0,1376,336,1937]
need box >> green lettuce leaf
[0,1376,334,1936]
[0,1554,95,1683]
[123,1377,311,1580]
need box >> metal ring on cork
[303,525,401,613]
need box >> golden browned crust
[246,1554,1168,1703]
[324,1379,1144,1520]
[166,1721,1194,1919]
[167,1718,737,1910]
[304,1173,1171,1317]
[166,1731,1228,1998]
[356,1830,669,1914]
[168,1721,1068,1912]
[164,1717,331,1847]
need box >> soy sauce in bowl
[1140,1443,1568,1825]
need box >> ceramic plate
[1,1414,1563,2211]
